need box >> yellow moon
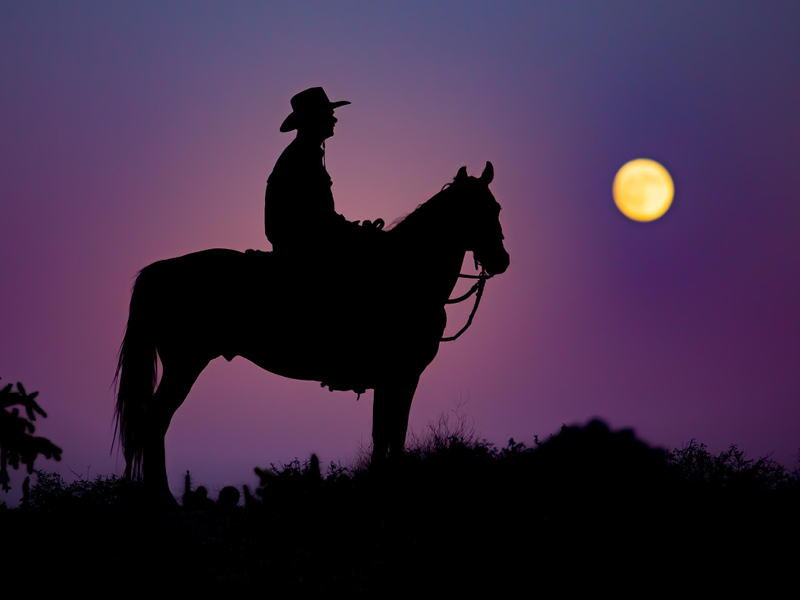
[613,159,674,222]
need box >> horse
[114,161,509,504]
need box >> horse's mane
[389,182,456,234]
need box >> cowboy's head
[280,87,350,141]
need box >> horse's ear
[456,166,468,181]
[480,161,494,185]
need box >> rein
[441,267,492,342]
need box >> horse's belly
[239,336,379,392]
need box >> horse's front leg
[372,374,420,463]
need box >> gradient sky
[2,1,799,499]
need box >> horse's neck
[413,244,465,303]
[391,198,466,303]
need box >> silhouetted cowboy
[265,87,382,262]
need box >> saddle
[243,240,386,396]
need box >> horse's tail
[113,266,159,480]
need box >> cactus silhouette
[217,486,240,508]
[182,470,193,506]
[306,453,321,481]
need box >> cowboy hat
[279,87,351,133]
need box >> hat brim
[279,100,351,133]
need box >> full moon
[613,158,674,222]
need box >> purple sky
[2,1,799,500]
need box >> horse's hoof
[142,487,180,512]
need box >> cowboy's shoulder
[281,138,323,162]
[270,141,323,176]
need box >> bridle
[441,263,492,342]
[436,181,496,342]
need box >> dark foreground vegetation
[2,415,798,593]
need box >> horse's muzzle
[480,249,510,277]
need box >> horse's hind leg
[145,356,208,506]
[372,374,420,464]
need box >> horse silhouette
[114,162,509,504]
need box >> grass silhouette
[2,417,798,592]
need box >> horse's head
[452,162,510,277]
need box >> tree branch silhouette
[0,378,62,492]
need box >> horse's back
[142,247,251,276]
[135,249,272,354]
[140,248,277,292]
